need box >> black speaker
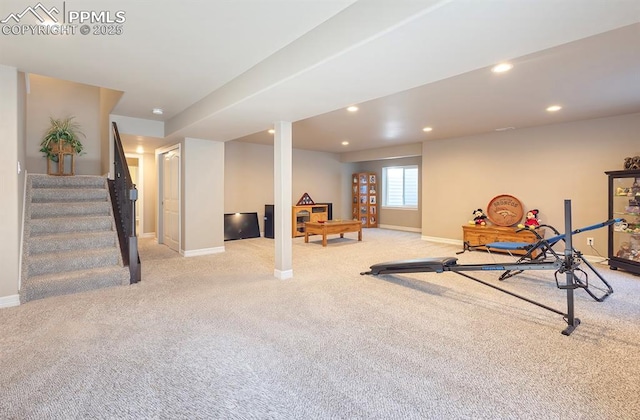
[264,204,274,238]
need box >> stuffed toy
[519,209,540,229]
[624,156,640,170]
[469,208,487,226]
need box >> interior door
[162,150,180,252]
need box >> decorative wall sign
[487,194,524,226]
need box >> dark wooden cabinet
[605,169,640,275]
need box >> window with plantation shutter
[382,165,418,209]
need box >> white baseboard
[274,269,293,280]
[421,236,464,246]
[139,232,155,239]
[182,246,225,257]
[0,294,20,308]
[582,254,609,264]
[378,224,421,233]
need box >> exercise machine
[361,200,613,336]
[484,219,620,302]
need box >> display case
[606,169,640,274]
[351,172,378,228]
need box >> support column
[274,121,293,279]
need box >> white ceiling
[1,0,639,155]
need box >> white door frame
[125,153,144,237]
[156,143,181,251]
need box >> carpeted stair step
[21,173,133,303]
[28,247,121,277]
[31,174,107,189]
[31,188,108,203]
[30,201,112,219]
[20,265,130,303]
[29,215,113,237]
[28,231,118,255]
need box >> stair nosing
[29,216,114,227]
[27,230,116,240]
[28,246,120,261]
[27,265,127,282]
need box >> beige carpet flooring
[1,228,639,419]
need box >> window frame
[381,165,419,210]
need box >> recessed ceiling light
[422,127,433,132]
[136,146,144,153]
[268,129,275,134]
[152,108,164,115]
[546,105,562,112]
[347,106,359,112]
[341,141,349,146]
[491,63,513,73]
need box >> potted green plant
[40,116,85,162]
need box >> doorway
[157,145,181,253]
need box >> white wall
[225,142,274,221]
[183,137,225,254]
[0,65,21,305]
[291,148,348,218]
[100,89,123,176]
[355,156,422,230]
[422,112,640,255]
[111,115,164,138]
[224,141,348,232]
[25,74,101,175]
[142,151,157,236]
[17,71,26,296]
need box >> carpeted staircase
[20,174,130,303]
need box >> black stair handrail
[109,121,141,284]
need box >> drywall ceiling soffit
[284,22,640,154]
[0,0,357,120]
[164,0,448,137]
[168,1,640,147]
[1,1,639,154]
